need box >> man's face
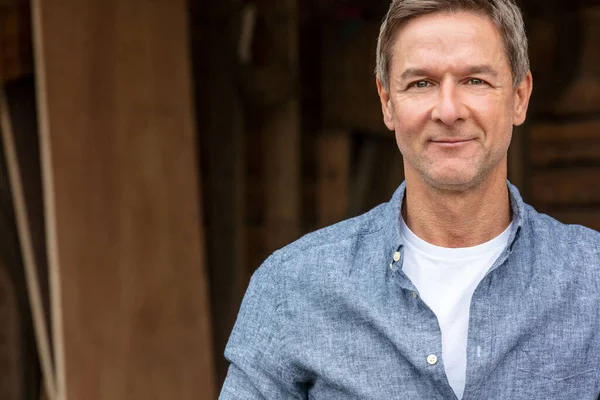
[377,11,532,191]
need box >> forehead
[391,11,509,75]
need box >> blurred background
[0,0,599,398]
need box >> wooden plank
[3,78,50,354]
[31,0,216,399]
[527,17,555,74]
[316,130,350,228]
[365,138,403,210]
[553,7,600,114]
[262,0,301,252]
[554,77,600,115]
[348,136,403,217]
[0,2,33,84]
[192,0,248,384]
[387,148,405,194]
[348,137,378,217]
[322,22,385,133]
[0,79,43,400]
[531,168,600,205]
[1,84,55,399]
[578,7,600,77]
[264,97,301,252]
[530,121,600,166]
[531,120,600,141]
[508,125,527,188]
[0,259,20,400]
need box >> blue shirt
[220,182,600,399]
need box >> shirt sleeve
[219,255,306,399]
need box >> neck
[403,167,511,248]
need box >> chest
[288,259,600,399]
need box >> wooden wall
[526,6,600,228]
[193,0,304,386]
[31,0,216,398]
[0,0,32,84]
[0,3,43,400]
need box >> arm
[219,255,307,399]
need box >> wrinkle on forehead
[390,11,509,80]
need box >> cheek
[472,97,514,140]
[393,99,431,135]
[470,92,502,116]
[393,125,418,158]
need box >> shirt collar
[383,180,526,256]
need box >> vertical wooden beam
[262,0,301,252]
[316,130,350,228]
[348,138,378,217]
[31,0,215,399]
[508,125,527,195]
[0,1,33,84]
[192,0,247,385]
[1,84,54,399]
[387,149,405,195]
[0,262,20,400]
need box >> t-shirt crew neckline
[400,217,513,260]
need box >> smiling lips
[430,138,475,145]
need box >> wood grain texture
[553,7,600,114]
[0,260,20,400]
[192,0,248,384]
[554,77,600,115]
[31,0,215,399]
[3,79,50,358]
[0,2,32,84]
[508,125,527,190]
[531,168,600,205]
[322,22,384,134]
[316,130,350,228]
[530,121,600,166]
[1,83,54,399]
[262,0,301,253]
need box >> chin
[421,169,483,192]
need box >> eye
[468,78,486,86]
[409,80,431,89]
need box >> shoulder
[524,204,600,270]
[253,201,389,283]
[526,204,600,246]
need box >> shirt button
[412,291,418,299]
[427,354,438,365]
[393,251,401,262]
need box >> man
[220,0,600,398]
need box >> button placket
[388,249,402,272]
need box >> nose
[430,81,469,125]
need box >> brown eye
[469,78,485,85]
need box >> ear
[376,77,395,131]
[513,71,533,127]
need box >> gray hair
[375,0,529,90]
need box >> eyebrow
[399,65,499,80]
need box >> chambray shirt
[220,182,600,399]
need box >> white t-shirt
[400,218,511,400]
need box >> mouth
[430,138,475,146]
